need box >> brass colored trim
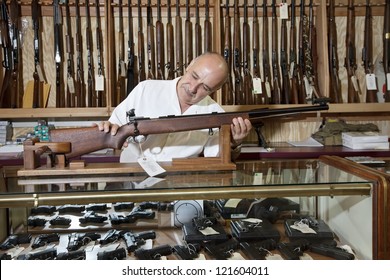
[0,183,371,208]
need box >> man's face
[177,56,225,106]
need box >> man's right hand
[94,121,129,148]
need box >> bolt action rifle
[184,0,193,68]
[280,0,290,104]
[127,0,137,94]
[175,0,183,77]
[137,0,145,82]
[64,0,75,107]
[146,0,155,79]
[362,0,377,103]
[262,0,273,103]
[54,0,64,108]
[289,0,300,104]
[166,0,174,80]
[0,0,12,108]
[233,0,244,105]
[116,0,126,105]
[242,0,252,105]
[204,0,212,53]
[48,101,329,159]
[156,0,165,79]
[75,0,86,107]
[345,0,360,103]
[194,0,202,57]
[95,0,105,107]
[221,0,234,105]
[85,0,95,107]
[252,0,265,104]
[271,0,281,104]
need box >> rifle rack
[17,124,236,178]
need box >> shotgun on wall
[49,101,329,159]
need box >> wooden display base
[18,125,236,177]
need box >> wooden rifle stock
[95,0,105,107]
[166,0,175,80]
[384,0,390,102]
[137,1,146,82]
[85,0,95,107]
[156,0,165,80]
[233,0,244,105]
[116,0,126,105]
[345,0,360,103]
[280,0,290,104]
[271,0,281,104]
[184,0,193,68]
[65,0,75,107]
[222,0,234,105]
[328,0,342,103]
[204,0,212,53]
[194,0,202,57]
[49,103,329,159]
[242,0,252,105]
[175,1,183,77]
[262,0,272,104]
[362,0,377,103]
[146,0,155,79]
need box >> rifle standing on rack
[328,0,342,103]
[75,0,85,107]
[221,0,233,105]
[127,0,137,93]
[309,0,322,99]
[146,0,155,79]
[156,0,165,80]
[262,0,272,103]
[362,0,378,103]
[271,0,281,104]
[242,0,252,105]
[166,0,174,80]
[384,0,390,102]
[345,0,360,103]
[297,0,307,103]
[175,0,183,77]
[95,0,105,107]
[252,0,264,104]
[204,0,212,53]
[116,0,126,105]
[194,0,202,57]
[0,0,12,108]
[289,0,299,104]
[85,0,95,107]
[233,0,244,105]
[65,0,75,107]
[54,0,64,108]
[31,0,44,108]
[137,0,145,82]
[280,0,290,104]
[9,0,20,108]
[184,0,192,68]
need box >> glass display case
[0,158,387,260]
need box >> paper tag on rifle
[386,74,390,91]
[304,77,313,99]
[366,74,377,90]
[351,75,360,92]
[120,61,127,77]
[137,157,166,177]
[36,64,45,82]
[252,77,262,94]
[95,74,105,91]
[253,172,263,184]
[289,62,295,78]
[279,2,289,19]
[67,76,75,94]
[265,81,272,98]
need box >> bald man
[98,52,252,163]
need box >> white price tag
[289,61,295,78]
[67,76,75,94]
[36,64,45,82]
[351,75,360,92]
[265,81,271,98]
[120,61,127,77]
[199,227,220,236]
[95,74,105,91]
[279,3,289,19]
[137,157,166,177]
[252,77,262,94]
[253,172,263,184]
[225,198,241,208]
[366,73,377,90]
[386,73,390,91]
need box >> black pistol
[121,230,156,252]
[97,247,127,260]
[67,232,101,251]
[32,233,60,249]
[134,244,173,260]
[56,249,86,260]
[0,233,32,250]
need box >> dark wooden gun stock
[49,103,329,159]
